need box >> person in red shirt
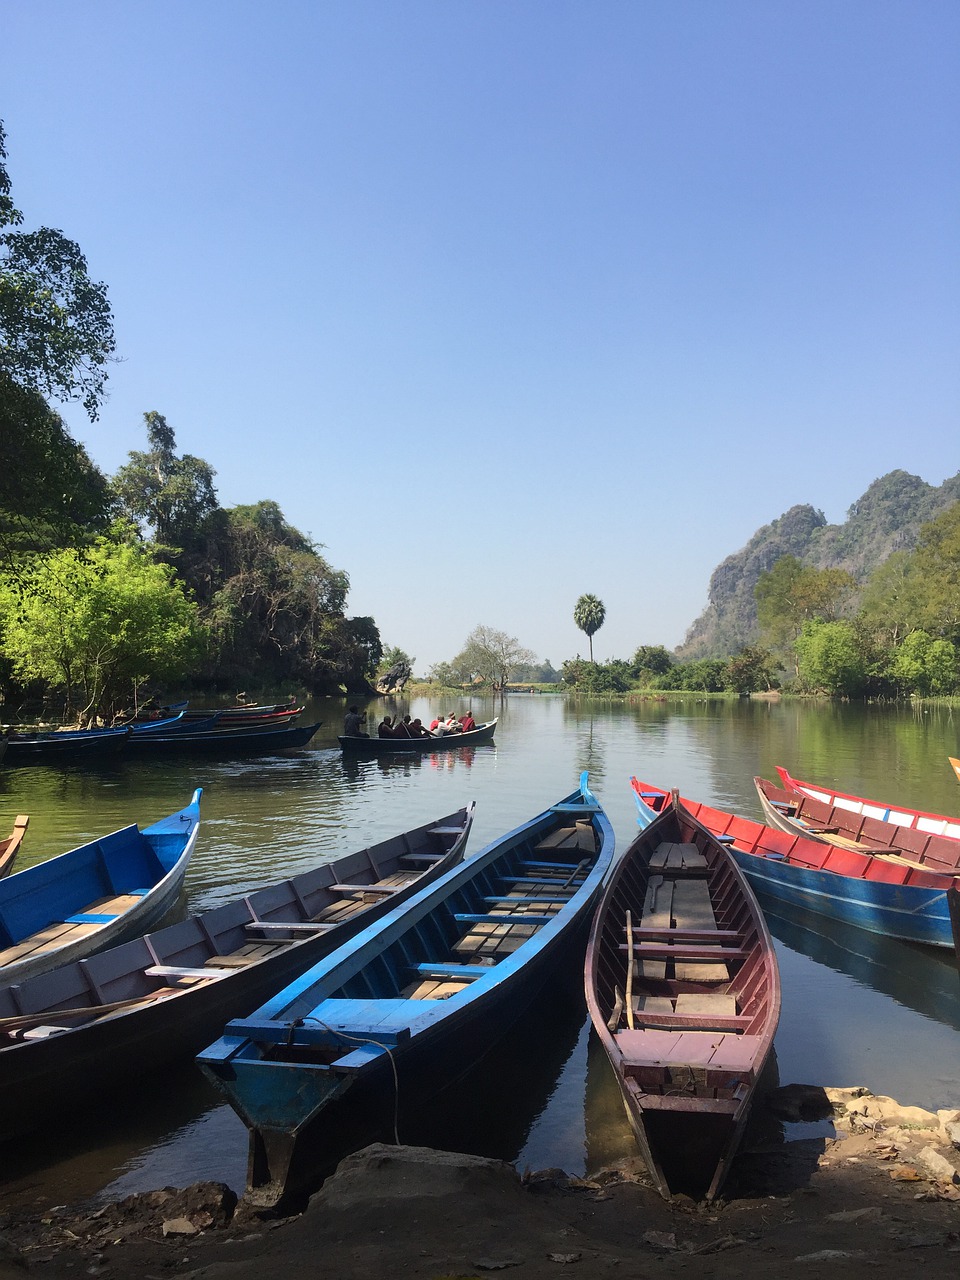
[459,712,476,732]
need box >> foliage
[378,646,414,677]
[0,528,202,721]
[0,120,115,420]
[908,503,960,642]
[112,412,219,551]
[451,625,535,692]
[631,645,674,676]
[887,630,959,697]
[509,659,561,684]
[573,594,606,662]
[756,556,856,653]
[794,620,867,697]
[724,646,778,694]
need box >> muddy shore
[2,1086,959,1280]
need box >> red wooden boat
[585,791,779,1201]
[183,704,304,728]
[0,816,28,880]
[754,775,960,871]
[775,766,960,843]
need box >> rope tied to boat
[300,1015,403,1146]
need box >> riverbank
[3,1087,958,1280]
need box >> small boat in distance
[199,774,613,1208]
[631,779,959,949]
[586,791,779,1201]
[0,816,28,880]
[0,790,201,983]
[339,718,497,754]
[0,805,474,1139]
[775,766,960,843]
[754,776,960,875]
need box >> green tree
[0,528,201,721]
[795,620,867,697]
[573,594,606,661]
[888,630,959,696]
[112,412,219,550]
[631,644,674,677]
[724,646,777,694]
[909,503,960,642]
[756,556,857,669]
[1,121,115,419]
[454,625,535,692]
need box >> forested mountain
[678,470,960,659]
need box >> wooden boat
[1,816,28,879]
[125,721,322,756]
[947,885,960,972]
[755,775,960,871]
[0,805,474,1139]
[339,718,497,754]
[2,728,132,766]
[585,792,779,1201]
[631,779,959,949]
[950,757,960,788]
[775,765,960,843]
[0,790,201,983]
[199,774,614,1207]
[183,704,303,726]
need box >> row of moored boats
[1,762,958,1208]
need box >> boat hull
[338,719,497,754]
[127,721,322,755]
[0,807,473,1138]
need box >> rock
[825,1207,883,1223]
[945,1122,960,1150]
[823,1086,870,1105]
[162,1218,199,1237]
[765,1084,833,1122]
[0,1234,27,1269]
[915,1146,959,1184]
[641,1230,677,1250]
[311,1144,520,1214]
[867,1097,939,1129]
[795,1249,867,1262]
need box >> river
[2,693,959,1210]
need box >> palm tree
[573,594,606,662]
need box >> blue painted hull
[199,774,614,1207]
[729,848,951,948]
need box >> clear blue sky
[3,1,958,672]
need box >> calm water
[2,694,959,1211]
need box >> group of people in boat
[342,707,478,739]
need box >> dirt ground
[3,1087,959,1280]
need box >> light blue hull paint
[729,849,951,948]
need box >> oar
[0,989,173,1035]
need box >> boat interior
[0,812,469,1041]
[593,823,773,1115]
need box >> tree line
[0,121,381,723]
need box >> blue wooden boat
[0,805,473,1139]
[586,793,779,1202]
[631,779,958,949]
[2,727,132,766]
[199,774,614,1207]
[338,718,497,754]
[0,790,201,983]
[126,721,322,756]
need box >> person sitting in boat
[431,716,450,737]
[377,715,397,738]
[343,706,368,737]
[429,717,442,732]
[393,715,414,738]
[459,712,476,733]
[409,718,431,737]
[445,714,461,732]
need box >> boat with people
[0,790,201,983]
[339,717,497,754]
[198,774,614,1208]
[0,816,28,879]
[754,775,960,873]
[631,779,960,949]
[0,805,474,1139]
[585,790,779,1201]
[774,765,960,843]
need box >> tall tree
[454,625,535,692]
[112,412,219,550]
[573,594,606,662]
[1,120,115,419]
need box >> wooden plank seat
[245,920,339,933]
[411,962,492,980]
[401,852,445,864]
[204,944,289,967]
[0,890,148,968]
[454,912,555,926]
[620,942,749,961]
[327,883,398,896]
[636,926,741,942]
[483,895,570,905]
[144,965,234,982]
[61,912,119,924]
[519,858,585,871]
[671,879,728,981]
[648,843,707,872]
[637,875,673,979]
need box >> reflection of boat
[0,791,201,983]
[585,792,779,1201]
[199,774,613,1208]
[632,780,958,949]
[339,719,497,754]
[755,776,960,874]
[776,765,960,842]
[0,806,474,1139]
[753,884,960,1031]
[1,816,28,879]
